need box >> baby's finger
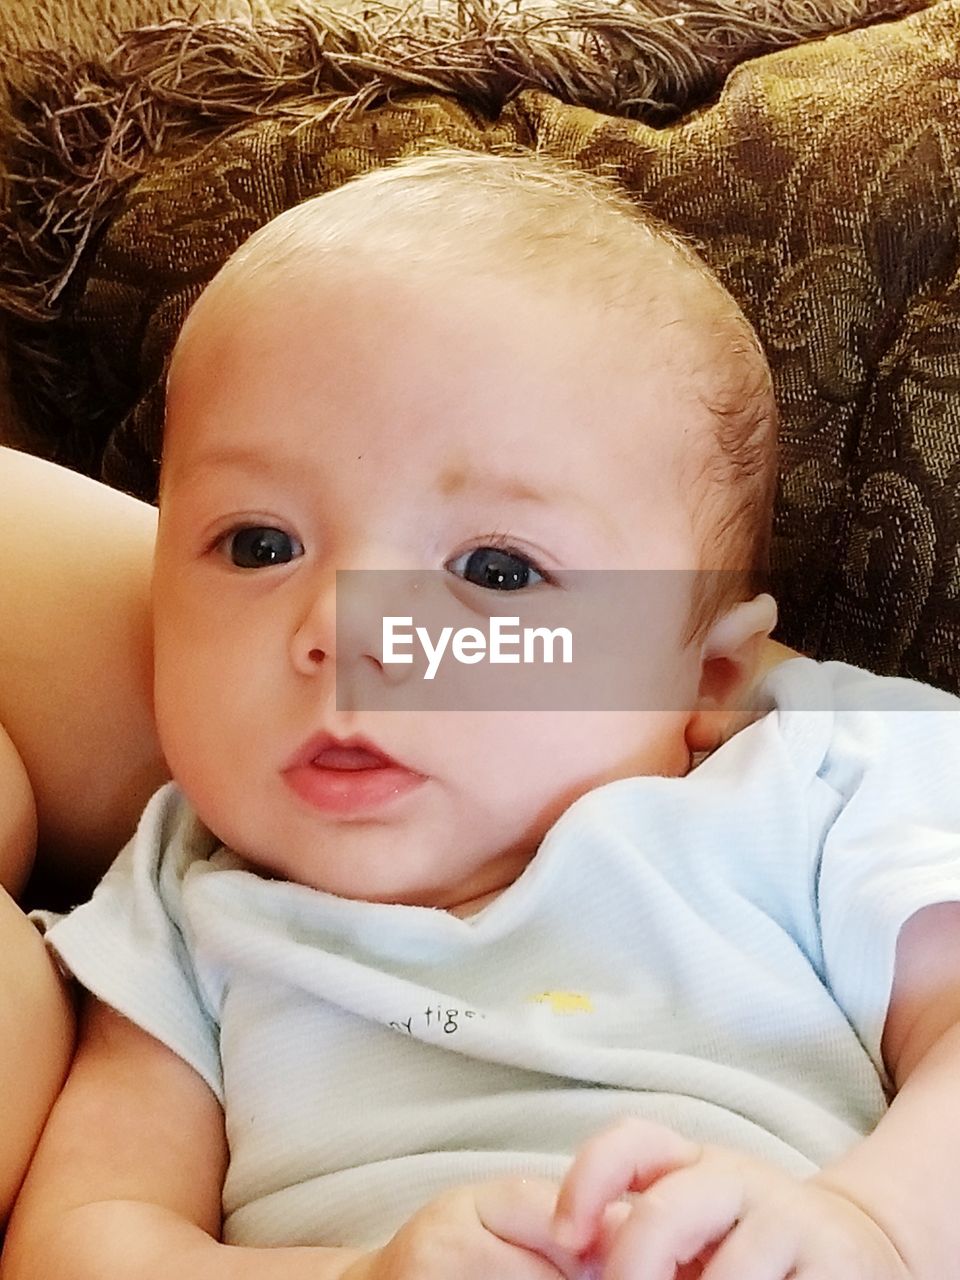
[554,1117,701,1253]
[575,1201,634,1280]
[475,1176,583,1278]
[599,1161,745,1280]
[696,1209,799,1280]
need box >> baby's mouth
[284,732,425,815]
[311,744,391,771]
[285,730,413,775]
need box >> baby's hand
[343,1176,587,1280]
[553,1116,912,1280]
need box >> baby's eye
[222,526,303,569]
[447,546,545,591]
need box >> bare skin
[0,446,167,891]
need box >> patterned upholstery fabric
[1,0,958,691]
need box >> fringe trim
[0,0,934,323]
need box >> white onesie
[43,657,960,1248]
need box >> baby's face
[155,257,716,912]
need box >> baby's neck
[446,885,507,918]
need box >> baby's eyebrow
[436,466,564,507]
[435,466,625,549]
[178,444,274,479]
[172,443,342,492]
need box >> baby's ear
[684,594,777,755]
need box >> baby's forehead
[182,227,725,368]
[172,221,759,473]
[171,241,742,496]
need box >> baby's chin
[215,825,461,905]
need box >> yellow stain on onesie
[528,991,594,1015]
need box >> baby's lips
[312,743,390,770]
[284,730,408,772]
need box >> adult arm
[0,719,36,897]
[0,711,74,1224]
[0,886,74,1226]
[0,447,169,893]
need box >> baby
[5,147,960,1280]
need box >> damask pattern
[1,0,957,690]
